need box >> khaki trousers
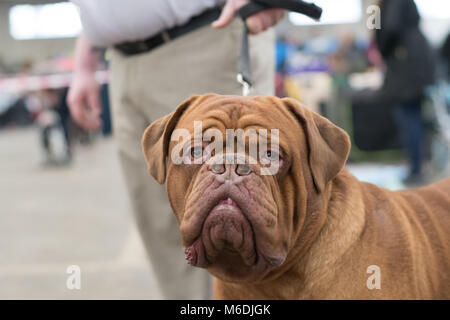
[109,19,275,299]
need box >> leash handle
[236,0,322,96]
[238,0,322,21]
[237,23,252,96]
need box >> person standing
[441,33,450,79]
[375,0,435,184]
[68,0,284,299]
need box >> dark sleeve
[376,0,414,58]
[442,33,450,63]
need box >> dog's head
[142,94,350,283]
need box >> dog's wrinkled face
[142,94,350,283]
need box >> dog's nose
[235,163,252,176]
[208,154,252,177]
[211,163,226,175]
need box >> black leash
[236,0,322,96]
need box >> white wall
[0,1,76,70]
[420,19,450,47]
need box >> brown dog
[142,94,450,299]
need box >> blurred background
[0,0,449,299]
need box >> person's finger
[69,98,90,129]
[260,12,275,31]
[269,8,284,22]
[86,90,102,129]
[246,9,284,34]
[212,2,236,28]
[87,87,102,116]
[276,9,285,21]
[246,15,264,34]
[67,91,84,124]
[68,89,99,130]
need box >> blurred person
[37,89,72,167]
[57,88,73,160]
[441,32,450,79]
[329,31,369,75]
[68,0,283,299]
[0,94,33,128]
[375,0,435,185]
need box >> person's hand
[212,0,285,34]
[67,33,102,130]
[67,70,102,130]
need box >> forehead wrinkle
[238,114,270,130]
[202,120,226,135]
[210,102,247,125]
[180,96,297,134]
[178,109,226,129]
[205,110,232,127]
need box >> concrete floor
[0,128,160,299]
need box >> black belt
[115,1,323,96]
[114,7,222,56]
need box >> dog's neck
[293,170,367,298]
[214,169,367,299]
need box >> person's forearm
[73,32,101,74]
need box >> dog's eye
[266,150,275,159]
[265,150,280,161]
[183,142,210,165]
[191,146,203,158]
[260,149,284,172]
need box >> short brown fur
[142,94,450,299]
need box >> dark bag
[351,90,402,151]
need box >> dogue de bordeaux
[142,94,450,299]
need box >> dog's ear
[282,97,350,192]
[142,95,200,184]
